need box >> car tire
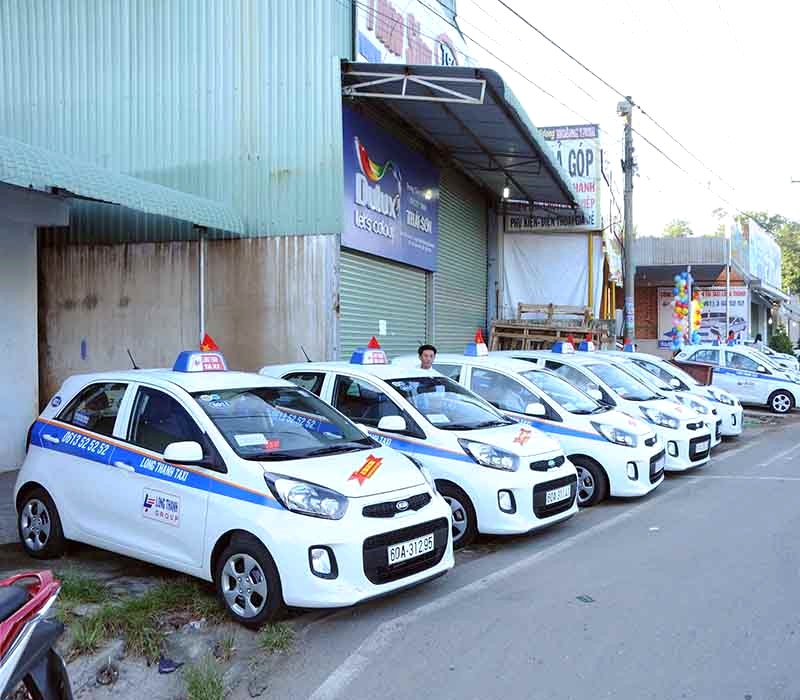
[571,457,608,508]
[768,390,794,415]
[17,487,66,559]
[214,535,284,629]
[437,482,477,549]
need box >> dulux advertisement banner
[342,105,439,271]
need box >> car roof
[395,353,537,374]
[264,361,436,382]
[496,349,610,367]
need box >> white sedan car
[17,350,454,627]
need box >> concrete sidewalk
[0,470,18,545]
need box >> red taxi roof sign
[173,351,228,372]
[350,337,388,365]
[464,329,489,357]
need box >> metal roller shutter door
[339,250,428,360]
[434,170,487,351]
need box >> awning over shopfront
[0,135,245,234]
[750,280,789,306]
[341,62,579,209]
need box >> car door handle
[42,434,61,444]
[113,461,136,473]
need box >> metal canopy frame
[341,62,578,210]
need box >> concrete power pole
[618,97,635,344]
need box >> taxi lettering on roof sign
[173,350,228,372]
[464,329,489,357]
[350,337,388,365]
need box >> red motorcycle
[0,571,72,700]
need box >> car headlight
[640,407,680,430]
[265,474,348,519]
[457,439,519,472]
[405,454,437,493]
[590,421,638,447]
[707,389,735,406]
[675,395,708,415]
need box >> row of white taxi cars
[14,337,745,628]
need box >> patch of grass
[214,633,236,662]
[66,578,222,660]
[184,656,225,700]
[56,569,108,606]
[70,616,105,656]
[258,623,294,654]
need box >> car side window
[469,368,539,415]
[433,364,462,381]
[128,387,207,455]
[726,352,759,371]
[332,375,422,436]
[691,349,719,365]
[283,372,326,396]
[58,383,127,437]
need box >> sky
[456,0,800,237]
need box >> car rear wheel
[437,482,477,549]
[215,535,284,629]
[768,390,793,414]
[18,488,66,559]
[570,457,608,507]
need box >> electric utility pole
[618,97,635,344]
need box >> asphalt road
[239,416,800,700]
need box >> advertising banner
[656,286,750,348]
[504,124,602,232]
[342,105,439,271]
[747,220,781,289]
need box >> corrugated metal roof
[0,135,245,233]
[636,236,727,266]
[341,62,579,207]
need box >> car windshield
[651,359,700,387]
[191,386,375,460]
[521,370,604,414]
[386,376,513,430]
[586,363,661,401]
[619,360,674,392]
[748,349,781,370]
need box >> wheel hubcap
[220,553,268,618]
[576,466,595,505]
[20,499,51,551]
[444,496,468,544]
[774,395,791,413]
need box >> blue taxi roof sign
[577,339,596,352]
[551,340,575,354]
[464,329,489,357]
[173,350,228,372]
[350,337,388,365]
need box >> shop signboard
[504,124,602,233]
[342,105,439,271]
[657,286,750,348]
[355,0,469,67]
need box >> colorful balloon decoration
[690,289,703,346]
[670,271,693,351]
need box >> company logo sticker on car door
[142,489,181,527]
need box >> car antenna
[126,348,140,370]
[300,345,312,363]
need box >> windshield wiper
[304,443,366,457]
[247,451,300,461]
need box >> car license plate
[697,440,709,452]
[387,533,435,565]
[545,484,572,505]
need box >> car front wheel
[437,482,477,549]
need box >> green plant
[57,569,108,605]
[184,656,225,700]
[769,325,794,355]
[214,633,236,662]
[70,616,105,656]
[258,623,295,654]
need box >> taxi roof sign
[173,350,228,372]
[464,329,488,357]
[551,340,575,354]
[623,339,635,352]
[577,339,596,352]
[351,337,388,365]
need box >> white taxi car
[16,351,454,627]
[262,339,579,548]
[675,343,800,414]
[602,350,743,437]
[497,343,712,471]
[597,352,723,450]
[745,342,799,372]
[393,350,665,507]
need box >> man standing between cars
[418,344,437,370]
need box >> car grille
[687,421,704,431]
[362,493,432,518]
[530,454,565,472]
[715,420,722,441]
[644,435,657,447]
[532,475,577,519]
[649,449,666,483]
[689,435,710,462]
[362,518,449,585]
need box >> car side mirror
[670,377,680,388]
[588,389,603,401]
[163,441,204,464]
[377,415,407,432]
[524,402,546,417]
[355,423,371,435]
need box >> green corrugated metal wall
[434,169,487,351]
[339,251,428,360]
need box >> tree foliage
[769,325,794,355]
[663,218,693,238]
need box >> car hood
[592,408,653,437]
[449,421,563,457]
[642,398,701,422]
[260,445,425,498]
